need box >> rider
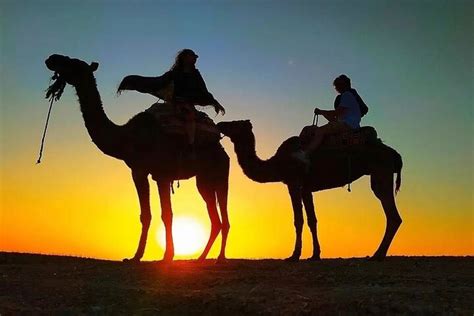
[293,74,362,164]
[153,49,225,154]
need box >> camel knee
[221,220,230,235]
[389,214,402,228]
[140,212,152,226]
[161,211,172,224]
[294,217,304,231]
[307,217,317,230]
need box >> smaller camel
[217,120,403,261]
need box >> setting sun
[157,217,207,258]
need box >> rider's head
[333,75,351,93]
[171,49,199,71]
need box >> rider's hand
[215,102,226,115]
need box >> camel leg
[302,190,321,260]
[216,181,230,262]
[286,185,304,261]
[157,180,174,262]
[196,177,222,262]
[371,174,402,260]
[124,170,151,263]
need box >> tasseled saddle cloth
[301,125,379,148]
[145,102,220,144]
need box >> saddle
[145,102,220,144]
[324,126,378,147]
[301,125,378,148]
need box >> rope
[347,155,352,192]
[36,96,55,164]
[37,72,66,164]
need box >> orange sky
[1,121,472,260]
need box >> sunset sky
[1,0,472,260]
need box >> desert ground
[1,252,472,315]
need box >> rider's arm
[315,107,347,121]
[116,71,174,98]
[196,70,225,115]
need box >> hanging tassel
[347,155,352,192]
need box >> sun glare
[157,216,207,257]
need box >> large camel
[44,54,230,262]
[217,120,403,261]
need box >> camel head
[45,54,99,86]
[217,120,253,142]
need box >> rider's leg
[185,108,196,145]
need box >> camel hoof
[285,255,300,262]
[307,255,321,261]
[123,257,140,263]
[216,256,227,264]
[162,252,174,263]
[368,254,385,262]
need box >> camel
[217,120,403,261]
[44,54,230,262]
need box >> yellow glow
[157,216,207,257]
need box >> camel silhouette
[44,54,230,262]
[217,120,403,261]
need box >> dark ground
[1,252,472,315]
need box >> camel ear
[244,119,253,129]
[89,62,99,72]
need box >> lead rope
[37,73,65,164]
[36,96,55,164]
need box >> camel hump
[145,102,220,144]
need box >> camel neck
[74,76,125,160]
[232,133,281,183]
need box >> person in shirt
[293,74,362,164]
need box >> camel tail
[394,152,402,195]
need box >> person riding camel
[160,49,225,154]
[294,74,367,165]
[118,49,225,156]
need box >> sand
[1,252,472,314]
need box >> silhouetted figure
[293,75,368,165]
[44,54,230,263]
[118,49,225,158]
[217,120,402,261]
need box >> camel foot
[123,257,141,263]
[368,254,386,262]
[307,254,321,261]
[216,256,227,264]
[285,254,300,262]
[162,251,174,263]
